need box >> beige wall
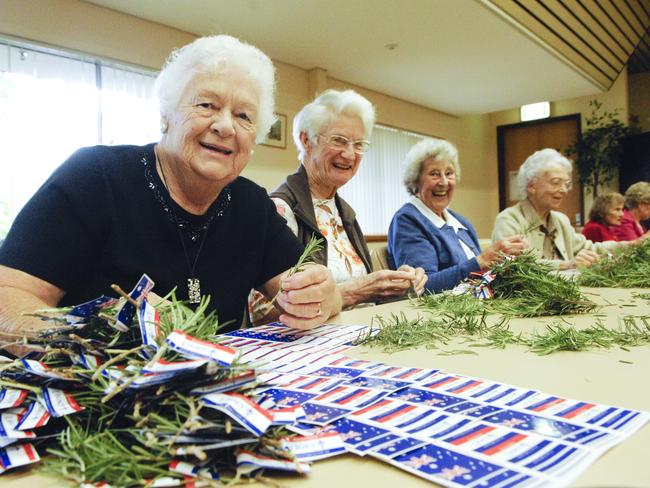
[629,72,650,132]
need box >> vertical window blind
[338,124,426,236]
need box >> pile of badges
[0,275,350,485]
[452,271,496,299]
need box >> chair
[370,245,391,271]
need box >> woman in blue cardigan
[388,139,527,293]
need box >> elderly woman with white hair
[249,89,427,324]
[0,35,341,344]
[492,148,621,269]
[388,139,527,293]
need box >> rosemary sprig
[270,236,324,306]
[287,236,324,279]
[44,421,171,486]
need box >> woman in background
[249,89,426,324]
[582,192,624,242]
[492,148,620,269]
[388,138,527,293]
[612,181,650,241]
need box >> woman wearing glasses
[492,148,621,269]
[249,89,427,324]
[388,138,527,293]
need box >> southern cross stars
[438,465,470,480]
[405,454,435,469]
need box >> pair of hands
[340,265,427,307]
[476,235,529,270]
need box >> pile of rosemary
[0,291,294,486]
[488,252,597,317]
[418,252,596,319]
[579,238,650,288]
[358,305,650,357]
[357,252,650,356]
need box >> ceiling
[83,0,648,116]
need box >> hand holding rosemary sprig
[270,237,342,329]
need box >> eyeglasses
[319,134,370,155]
[547,177,573,191]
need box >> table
[4,287,650,487]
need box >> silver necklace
[156,151,210,304]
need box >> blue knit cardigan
[387,202,482,293]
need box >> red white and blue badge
[0,388,28,409]
[0,443,40,473]
[138,298,161,355]
[114,274,155,331]
[165,330,237,366]
[200,392,273,436]
[40,387,84,418]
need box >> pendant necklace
[156,150,210,304]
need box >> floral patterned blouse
[248,196,367,324]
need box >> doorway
[497,114,583,226]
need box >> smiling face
[161,68,259,192]
[603,201,624,226]
[527,163,571,218]
[302,113,365,198]
[416,157,457,217]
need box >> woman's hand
[274,264,341,330]
[397,264,428,297]
[476,235,529,269]
[573,249,601,268]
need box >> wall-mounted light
[520,101,550,122]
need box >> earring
[160,119,168,134]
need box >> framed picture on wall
[262,113,286,149]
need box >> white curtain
[0,40,158,238]
[100,65,159,145]
[339,125,424,235]
[0,44,98,236]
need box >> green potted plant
[566,99,639,198]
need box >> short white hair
[154,35,276,143]
[402,138,460,196]
[292,89,376,161]
[517,148,573,199]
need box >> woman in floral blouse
[249,89,426,324]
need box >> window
[338,124,426,236]
[0,39,159,238]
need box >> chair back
[370,245,391,271]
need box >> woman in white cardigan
[492,148,620,270]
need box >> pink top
[611,209,644,241]
[582,220,619,242]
